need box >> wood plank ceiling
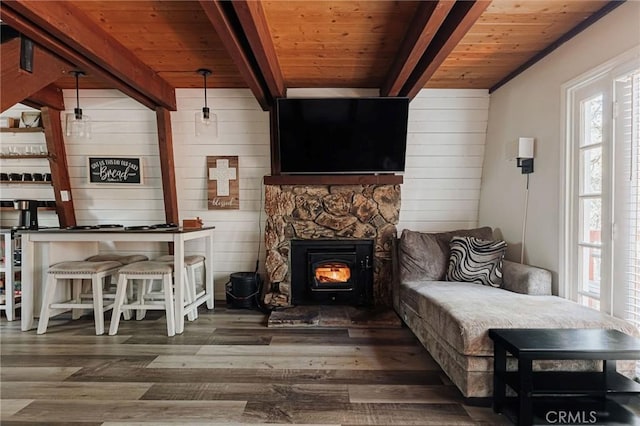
[3,0,615,103]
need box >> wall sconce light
[517,137,534,174]
[195,68,218,138]
[65,71,91,140]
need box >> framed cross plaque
[207,156,239,210]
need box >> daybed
[391,227,639,399]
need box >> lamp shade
[65,112,91,139]
[195,109,218,138]
[518,137,535,159]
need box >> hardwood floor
[0,305,508,425]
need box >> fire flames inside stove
[315,262,351,283]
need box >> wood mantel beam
[231,1,285,100]
[23,84,65,111]
[199,0,271,110]
[400,0,490,100]
[1,1,176,111]
[0,36,71,113]
[381,1,455,97]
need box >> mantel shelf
[263,174,403,185]
[0,127,44,133]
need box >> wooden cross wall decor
[207,156,239,209]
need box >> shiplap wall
[0,88,488,298]
[172,89,270,294]
[398,89,489,233]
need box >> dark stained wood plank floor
[0,305,571,424]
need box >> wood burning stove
[290,239,373,306]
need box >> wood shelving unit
[0,181,51,185]
[0,127,44,133]
[0,154,49,159]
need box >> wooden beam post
[381,1,455,97]
[156,107,179,226]
[23,84,65,111]
[231,1,285,99]
[41,107,76,227]
[1,1,176,111]
[400,0,491,100]
[199,0,272,110]
[1,36,71,113]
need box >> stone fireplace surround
[263,184,401,308]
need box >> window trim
[560,46,640,308]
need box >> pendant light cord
[73,71,83,119]
[203,72,208,109]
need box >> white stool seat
[38,261,122,335]
[109,261,179,336]
[85,254,149,265]
[154,255,204,265]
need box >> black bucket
[225,272,261,309]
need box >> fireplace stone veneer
[263,184,400,307]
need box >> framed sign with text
[88,157,143,185]
[207,156,239,209]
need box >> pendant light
[195,68,218,138]
[65,71,91,139]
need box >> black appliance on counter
[13,199,38,230]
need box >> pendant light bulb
[65,70,91,140]
[195,68,217,138]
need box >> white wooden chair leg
[163,274,175,337]
[109,273,128,335]
[37,274,58,334]
[184,268,197,321]
[71,278,83,320]
[136,279,151,320]
[91,275,105,335]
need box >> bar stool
[109,261,177,336]
[38,260,122,335]
[155,254,205,318]
[85,253,149,265]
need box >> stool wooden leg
[163,274,175,337]
[184,268,197,321]
[136,279,152,320]
[91,275,105,335]
[109,273,128,336]
[71,279,83,320]
[37,275,58,335]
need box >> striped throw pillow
[445,236,507,287]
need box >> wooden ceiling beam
[199,0,271,110]
[1,1,176,111]
[381,1,455,97]
[231,1,285,100]
[400,0,491,100]
[23,84,65,111]
[1,36,72,113]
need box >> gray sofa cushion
[398,227,493,282]
[400,280,640,356]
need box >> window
[563,54,639,322]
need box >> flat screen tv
[275,97,409,174]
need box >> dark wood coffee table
[489,328,640,426]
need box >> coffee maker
[13,199,39,230]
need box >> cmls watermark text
[545,410,597,424]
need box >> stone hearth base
[267,305,401,328]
